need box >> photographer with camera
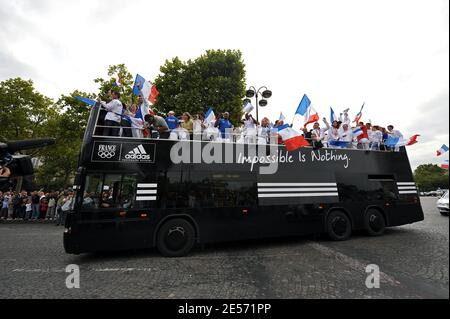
[144,111,170,139]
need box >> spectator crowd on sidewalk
[0,189,74,225]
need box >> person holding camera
[214,112,234,140]
[144,111,170,139]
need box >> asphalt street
[0,197,448,299]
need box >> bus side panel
[387,199,424,227]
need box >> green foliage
[94,64,135,106]
[34,91,92,189]
[154,49,246,124]
[0,78,55,140]
[414,164,449,191]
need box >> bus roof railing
[86,105,401,152]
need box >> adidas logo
[124,145,151,160]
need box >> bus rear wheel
[326,211,352,241]
[364,208,386,236]
[156,219,196,257]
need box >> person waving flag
[352,103,365,123]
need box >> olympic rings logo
[97,145,117,159]
[97,151,116,159]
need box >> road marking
[12,267,156,273]
[308,243,403,287]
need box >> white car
[437,191,449,216]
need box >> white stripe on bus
[137,184,158,188]
[257,183,337,187]
[136,190,157,195]
[399,191,418,194]
[258,188,338,193]
[136,196,157,201]
[398,186,417,190]
[397,182,416,186]
[258,193,339,198]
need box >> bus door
[76,173,147,251]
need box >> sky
[0,0,448,169]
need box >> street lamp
[244,86,272,123]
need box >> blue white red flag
[353,127,364,137]
[330,107,338,123]
[385,134,420,147]
[352,103,365,123]
[133,74,152,100]
[205,107,216,124]
[437,144,449,156]
[277,124,310,151]
[295,94,311,116]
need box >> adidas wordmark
[125,145,151,160]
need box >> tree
[414,164,449,191]
[154,49,246,124]
[0,78,56,140]
[34,91,93,189]
[94,64,135,105]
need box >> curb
[0,220,59,225]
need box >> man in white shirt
[387,125,403,139]
[100,91,123,136]
[339,109,351,126]
[339,124,353,148]
[322,118,340,148]
[387,125,404,152]
[369,125,383,150]
[242,113,258,144]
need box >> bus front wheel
[326,211,352,241]
[156,219,196,257]
[364,209,386,236]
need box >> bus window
[82,175,102,209]
[188,172,256,208]
[119,175,137,209]
[101,174,122,208]
[367,176,398,201]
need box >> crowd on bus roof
[96,91,405,151]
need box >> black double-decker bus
[64,105,424,256]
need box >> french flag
[330,107,338,123]
[385,134,420,148]
[113,74,123,87]
[293,94,319,128]
[353,127,364,138]
[437,144,449,156]
[441,160,449,170]
[303,107,320,128]
[205,107,216,123]
[133,74,159,105]
[352,103,365,123]
[278,124,310,151]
